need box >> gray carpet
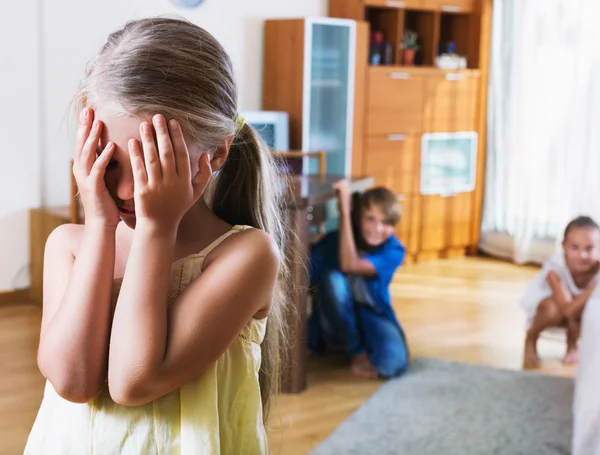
[311,358,574,455]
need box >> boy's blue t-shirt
[309,230,406,321]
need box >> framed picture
[420,132,478,195]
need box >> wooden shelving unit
[328,0,492,263]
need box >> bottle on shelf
[383,41,393,65]
[369,31,384,66]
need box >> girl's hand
[128,115,212,233]
[333,179,352,215]
[73,108,120,229]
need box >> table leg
[280,206,310,394]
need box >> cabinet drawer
[421,0,474,12]
[365,134,420,195]
[396,195,421,255]
[420,195,447,252]
[448,191,474,248]
[423,72,479,132]
[367,68,425,135]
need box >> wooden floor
[0,258,574,455]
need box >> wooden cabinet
[365,134,420,195]
[423,72,479,132]
[367,68,425,135]
[448,191,474,248]
[419,191,475,258]
[362,66,481,261]
[420,195,447,252]
[422,0,475,12]
[397,195,421,257]
[263,18,368,176]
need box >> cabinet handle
[445,73,465,81]
[389,72,410,80]
[387,134,407,141]
[396,195,406,201]
[441,5,461,12]
[441,193,457,198]
[385,1,406,7]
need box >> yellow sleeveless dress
[25,225,269,454]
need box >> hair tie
[235,114,246,131]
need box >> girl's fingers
[153,115,177,179]
[89,142,115,180]
[192,153,212,202]
[81,119,103,173]
[140,122,161,184]
[74,108,93,165]
[168,119,191,181]
[128,139,148,187]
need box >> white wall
[0,2,42,291]
[43,0,328,207]
[0,0,326,292]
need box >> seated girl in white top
[522,216,600,369]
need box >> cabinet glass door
[304,19,355,176]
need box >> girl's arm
[335,180,377,276]
[37,223,115,403]
[108,228,279,406]
[547,271,573,316]
[38,111,119,403]
[565,282,596,320]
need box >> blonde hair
[74,17,292,420]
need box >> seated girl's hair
[564,216,600,239]
[73,17,292,420]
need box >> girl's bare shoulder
[204,227,280,269]
[46,223,85,257]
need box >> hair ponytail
[210,122,292,421]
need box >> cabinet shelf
[311,79,344,88]
[368,65,481,75]
[331,0,481,68]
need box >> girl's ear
[209,136,234,171]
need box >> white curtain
[480,0,600,264]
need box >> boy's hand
[333,179,351,215]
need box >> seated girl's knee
[536,298,562,320]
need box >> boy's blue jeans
[311,270,409,378]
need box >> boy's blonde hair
[74,17,292,421]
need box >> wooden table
[281,174,374,394]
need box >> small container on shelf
[369,31,395,66]
[401,29,420,66]
[369,31,384,65]
[436,41,468,69]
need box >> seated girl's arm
[546,271,573,316]
[108,228,279,406]
[37,223,116,403]
[566,282,596,320]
